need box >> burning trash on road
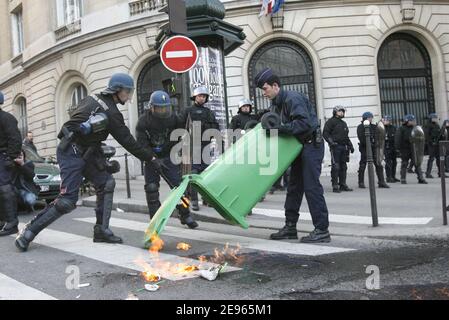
[134,234,243,286]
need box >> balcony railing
[129,0,167,16]
[55,20,82,41]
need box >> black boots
[270,222,298,240]
[0,184,19,237]
[300,229,331,243]
[178,205,199,229]
[340,185,353,192]
[378,181,390,188]
[16,199,75,252]
[93,225,123,243]
[94,179,122,244]
[190,200,200,211]
[179,214,199,229]
[332,185,341,193]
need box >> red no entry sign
[160,36,199,73]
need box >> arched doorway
[248,40,316,112]
[137,58,189,116]
[378,33,435,127]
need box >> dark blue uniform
[15,93,154,251]
[136,111,184,215]
[0,107,22,235]
[270,89,329,231]
[181,103,219,205]
[384,123,398,182]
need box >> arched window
[248,40,316,112]
[15,97,27,139]
[137,58,188,116]
[378,33,435,126]
[68,84,88,115]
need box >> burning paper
[176,243,192,251]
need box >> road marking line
[166,50,193,58]
[0,273,57,300]
[16,224,239,282]
[75,218,355,256]
[252,208,433,225]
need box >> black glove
[350,145,355,154]
[150,158,163,173]
[105,160,121,174]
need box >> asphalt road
[1,206,449,300]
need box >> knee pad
[0,184,15,198]
[104,177,116,193]
[54,198,76,215]
[145,183,159,193]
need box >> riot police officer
[181,86,219,211]
[323,106,354,193]
[382,115,400,183]
[255,68,331,244]
[136,90,198,229]
[357,112,390,189]
[424,113,441,178]
[0,91,23,236]
[15,74,156,252]
[395,114,427,184]
[230,99,257,130]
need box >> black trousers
[400,149,424,181]
[285,143,329,231]
[330,144,348,187]
[426,144,440,175]
[358,148,385,184]
[385,149,398,179]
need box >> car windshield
[23,146,45,163]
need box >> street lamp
[271,8,284,30]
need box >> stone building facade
[1,0,448,175]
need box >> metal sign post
[364,121,379,227]
[440,141,449,226]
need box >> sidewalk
[81,170,449,240]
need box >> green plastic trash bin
[144,123,303,246]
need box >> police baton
[364,121,379,227]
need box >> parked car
[22,145,61,203]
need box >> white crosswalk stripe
[0,273,57,300]
[252,208,433,225]
[15,223,240,282]
[75,217,356,256]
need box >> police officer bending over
[0,91,23,236]
[323,106,354,193]
[255,68,331,244]
[136,91,198,229]
[15,74,156,252]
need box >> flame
[134,257,161,283]
[136,238,244,283]
[176,242,192,251]
[197,243,244,266]
[149,234,164,254]
[142,271,161,282]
